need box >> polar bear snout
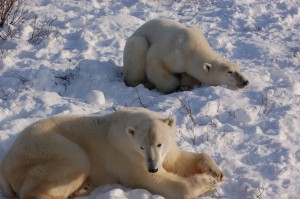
[147,158,159,173]
[242,80,249,87]
[238,79,249,88]
[148,168,158,173]
[233,72,249,89]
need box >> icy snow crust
[0,0,299,198]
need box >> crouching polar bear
[123,18,249,93]
[0,108,223,199]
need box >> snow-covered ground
[0,0,299,198]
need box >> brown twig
[258,88,275,116]
[28,14,60,45]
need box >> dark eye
[157,144,162,148]
[228,71,233,75]
[140,147,144,150]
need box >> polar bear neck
[163,144,182,169]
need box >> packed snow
[0,0,299,198]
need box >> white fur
[0,108,223,199]
[123,19,249,93]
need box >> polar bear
[123,18,249,93]
[0,108,223,199]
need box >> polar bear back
[131,18,217,60]
[123,19,248,93]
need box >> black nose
[148,168,158,173]
[243,80,249,86]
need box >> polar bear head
[202,59,249,89]
[187,57,249,89]
[125,109,176,173]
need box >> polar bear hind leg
[146,45,180,93]
[123,36,150,88]
[19,167,88,199]
[18,135,91,199]
[0,172,15,197]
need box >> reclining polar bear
[0,108,223,199]
[123,18,249,93]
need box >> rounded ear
[162,116,176,127]
[203,63,212,73]
[126,127,135,137]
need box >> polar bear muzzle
[145,149,160,173]
[147,158,159,173]
[234,72,249,88]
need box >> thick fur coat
[0,108,223,199]
[123,19,249,93]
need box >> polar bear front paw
[186,174,217,197]
[68,179,93,198]
[207,167,224,182]
[196,162,224,182]
[196,154,224,182]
